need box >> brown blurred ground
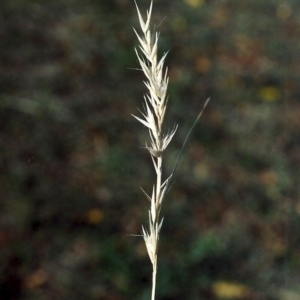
[1,0,300,299]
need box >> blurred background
[1,0,300,299]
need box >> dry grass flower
[132,1,175,299]
[132,1,209,299]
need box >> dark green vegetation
[1,0,300,299]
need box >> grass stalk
[132,2,209,299]
[132,1,175,299]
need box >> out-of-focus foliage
[1,0,300,299]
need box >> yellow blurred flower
[172,17,187,33]
[185,0,204,8]
[25,269,48,289]
[277,3,292,21]
[259,170,278,186]
[212,281,250,299]
[87,208,104,224]
[259,86,281,102]
[195,56,211,73]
